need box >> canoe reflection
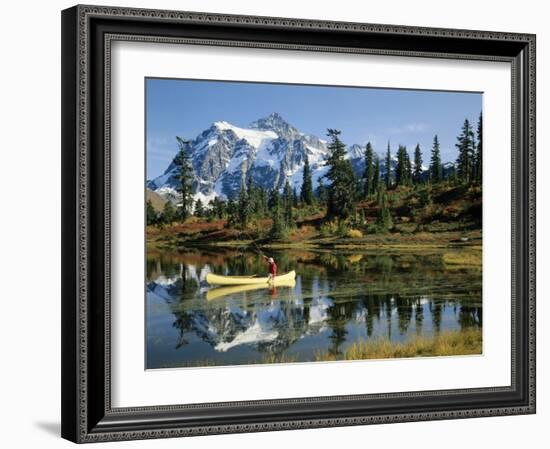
[206,280,297,301]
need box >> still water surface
[146,248,482,368]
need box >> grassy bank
[147,220,482,253]
[314,328,482,362]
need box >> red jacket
[269,262,277,276]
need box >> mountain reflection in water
[146,249,482,368]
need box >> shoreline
[147,225,482,251]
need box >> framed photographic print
[61,4,536,443]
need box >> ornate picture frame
[61,4,536,443]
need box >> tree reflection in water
[146,249,482,368]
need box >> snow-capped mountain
[147,112,438,203]
[148,113,334,202]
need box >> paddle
[252,241,265,257]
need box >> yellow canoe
[205,270,296,286]
[206,279,296,301]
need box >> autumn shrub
[347,229,363,239]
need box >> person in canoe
[262,255,277,282]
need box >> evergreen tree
[384,142,392,188]
[146,199,157,226]
[325,129,357,220]
[210,197,225,220]
[269,189,286,239]
[448,165,458,185]
[300,155,314,205]
[372,154,380,195]
[395,146,404,186]
[475,111,483,183]
[258,187,268,217]
[395,145,412,186]
[162,201,176,223]
[237,182,249,228]
[455,118,476,184]
[293,187,299,208]
[376,187,393,230]
[283,181,294,227]
[174,136,194,221]
[363,142,375,197]
[413,143,423,184]
[268,188,277,210]
[405,147,412,184]
[194,198,204,217]
[429,135,443,183]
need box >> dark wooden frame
[61,4,536,443]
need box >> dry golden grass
[288,225,317,242]
[314,328,482,362]
[443,250,482,267]
[261,353,299,364]
[347,254,364,264]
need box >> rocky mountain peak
[249,112,299,139]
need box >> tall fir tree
[258,187,268,216]
[429,134,443,183]
[413,143,423,184]
[174,137,194,221]
[455,118,476,184]
[475,111,483,183]
[363,142,375,197]
[300,154,314,205]
[269,188,285,239]
[283,180,293,227]
[405,147,412,184]
[384,142,392,188]
[194,198,204,217]
[372,154,380,195]
[325,129,357,220]
[395,145,412,186]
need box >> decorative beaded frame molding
[61,4,536,443]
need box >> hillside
[146,183,482,252]
[146,189,167,212]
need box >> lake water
[146,248,482,369]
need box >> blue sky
[146,78,482,179]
